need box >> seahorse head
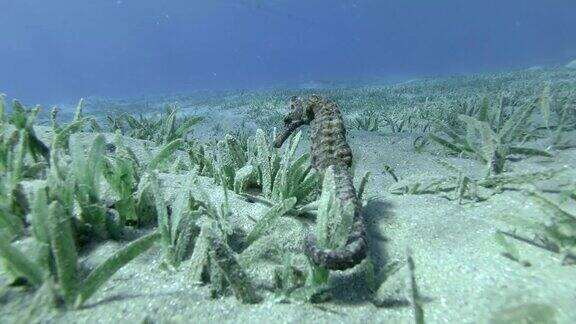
[273,95,316,147]
[285,95,315,125]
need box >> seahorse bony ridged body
[274,95,367,270]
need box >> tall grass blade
[47,201,79,306]
[245,197,296,246]
[478,96,489,123]
[499,101,537,143]
[147,138,183,171]
[406,249,425,324]
[73,99,85,122]
[189,223,211,284]
[529,192,576,221]
[333,201,355,248]
[77,231,160,306]
[540,86,551,130]
[255,129,273,197]
[0,94,5,125]
[150,173,173,262]
[316,166,336,247]
[173,212,199,265]
[508,147,552,157]
[428,134,464,154]
[208,232,262,304]
[30,187,50,243]
[0,230,44,287]
[174,116,203,140]
[233,165,254,194]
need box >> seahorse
[274,94,367,270]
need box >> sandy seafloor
[1,78,576,324]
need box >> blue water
[1,0,575,103]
